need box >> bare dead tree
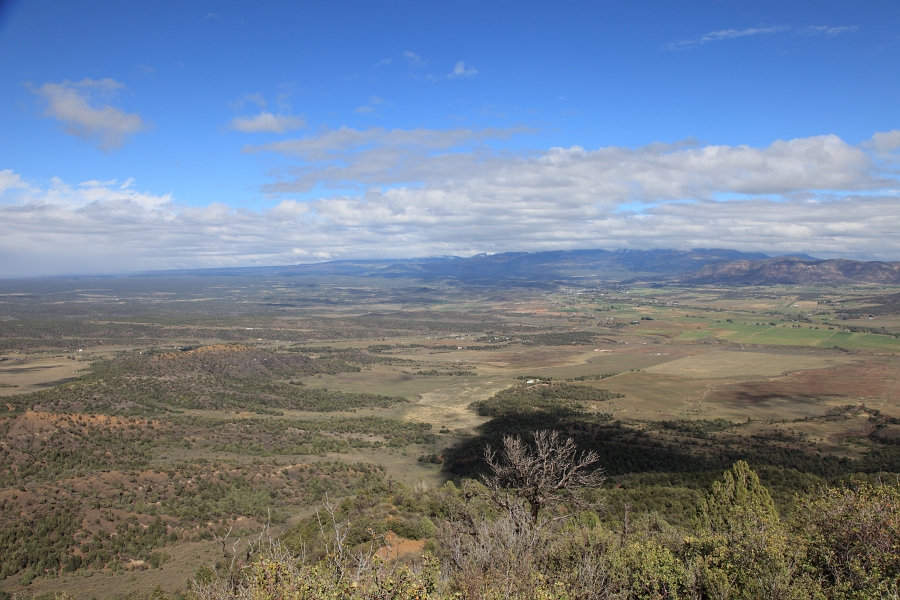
[482,430,605,530]
[315,493,387,585]
[433,431,605,595]
[212,509,276,594]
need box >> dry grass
[0,356,88,396]
[592,372,717,419]
[401,379,501,434]
[645,349,857,378]
[8,284,900,598]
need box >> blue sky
[0,1,898,277]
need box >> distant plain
[2,273,900,597]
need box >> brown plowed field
[707,360,900,408]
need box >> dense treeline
[448,389,900,521]
[0,458,384,582]
[179,415,435,454]
[0,401,427,583]
[1,411,428,487]
[6,346,407,415]
[470,382,622,417]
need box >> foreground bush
[192,544,441,600]
[186,437,900,600]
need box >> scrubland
[2,276,900,598]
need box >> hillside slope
[145,248,772,282]
[680,257,900,285]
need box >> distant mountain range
[148,249,771,283]
[679,257,900,285]
[143,249,900,286]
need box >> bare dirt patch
[377,531,426,559]
[403,379,503,434]
[707,360,900,414]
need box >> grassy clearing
[667,321,900,351]
[645,350,856,378]
[0,356,88,396]
[597,372,719,419]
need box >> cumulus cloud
[2,131,899,277]
[30,78,150,150]
[249,128,883,196]
[230,111,305,133]
[866,129,900,156]
[0,170,31,195]
[448,61,478,78]
[245,125,532,192]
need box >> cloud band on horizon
[0,130,898,278]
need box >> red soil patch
[376,531,426,559]
[6,411,147,438]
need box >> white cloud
[801,25,858,36]
[2,131,899,278]
[866,130,900,155]
[354,105,375,114]
[664,24,858,50]
[449,61,478,78]
[403,51,426,67]
[245,126,532,192]
[249,128,881,196]
[664,25,789,50]
[31,78,150,150]
[0,170,31,195]
[230,111,305,134]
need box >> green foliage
[698,460,780,532]
[688,461,796,599]
[0,500,81,578]
[654,418,739,438]
[13,346,407,415]
[471,382,622,417]
[515,331,599,346]
[283,481,438,559]
[77,517,172,571]
[566,372,619,381]
[796,481,900,597]
[210,549,442,600]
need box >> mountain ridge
[141,248,776,282]
[679,256,900,285]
